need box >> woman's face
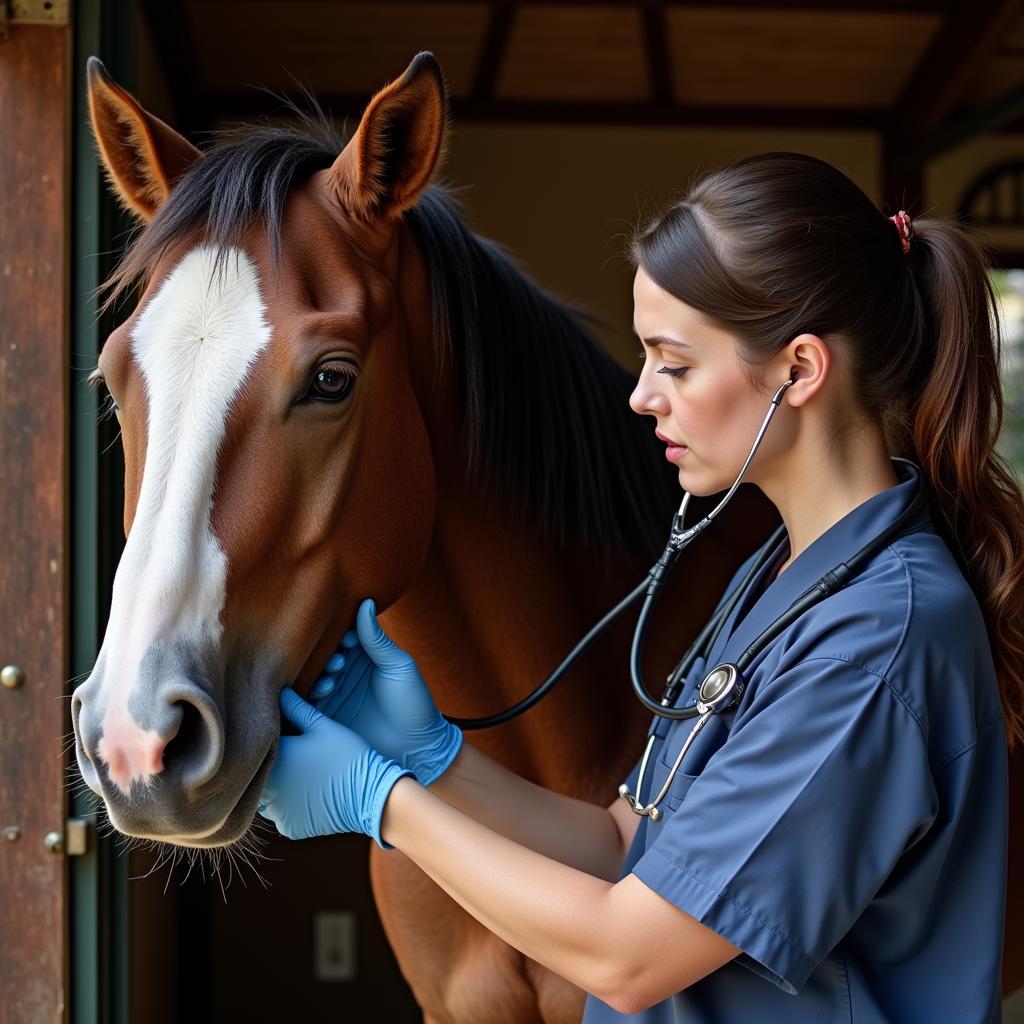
[630,266,792,496]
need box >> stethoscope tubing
[621,458,929,817]
[628,455,929,720]
[445,365,928,736]
[444,573,650,730]
[447,378,797,732]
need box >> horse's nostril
[160,691,224,793]
[166,699,203,759]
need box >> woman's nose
[629,371,671,417]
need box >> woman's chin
[675,461,727,498]
[675,461,705,490]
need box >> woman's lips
[656,430,688,462]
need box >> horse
[71,51,773,1023]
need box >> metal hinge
[0,0,70,42]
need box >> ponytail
[904,219,1024,747]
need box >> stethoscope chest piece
[620,662,746,820]
[696,663,743,715]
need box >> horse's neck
[382,221,657,795]
[381,476,653,796]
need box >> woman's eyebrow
[631,325,694,351]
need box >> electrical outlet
[314,911,357,982]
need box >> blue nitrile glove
[307,598,463,788]
[258,687,413,848]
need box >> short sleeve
[630,657,938,994]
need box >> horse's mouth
[174,741,277,849]
[100,740,278,849]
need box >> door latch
[43,818,90,856]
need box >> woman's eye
[309,362,357,402]
[658,365,689,379]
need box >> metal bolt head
[3,826,21,843]
[1,665,25,689]
[43,831,64,854]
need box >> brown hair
[632,151,1024,747]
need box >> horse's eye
[309,362,357,402]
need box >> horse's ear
[86,57,201,221]
[328,51,448,222]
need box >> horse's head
[72,54,448,846]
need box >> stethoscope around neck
[442,376,930,819]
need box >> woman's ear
[782,334,831,407]
[326,51,448,223]
[87,57,201,221]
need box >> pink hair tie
[889,210,913,255]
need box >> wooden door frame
[0,13,75,1023]
[0,2,135,1022]
[68,2,136,1022]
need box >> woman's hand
[258,687,413,847]
[308,598,463,787]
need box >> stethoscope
[444,377,930,819]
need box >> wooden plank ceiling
[149,1,1024,153]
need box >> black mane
[102,102,679,559]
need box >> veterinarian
[259,152,1020,1021]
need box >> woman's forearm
[381,777,629,1006]
[381,776,738,1014]
[430,741,629,882]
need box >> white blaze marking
[95,246,271,792]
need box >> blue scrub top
[583,461,1008,1023]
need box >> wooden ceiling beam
[891,79,1024,173]
[642,2,672,104]
[669,0,944,7]
[209,92,881,130]
[888,0,1021,139]
[472,2,516,100]
[321,0,949,9]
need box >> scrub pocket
[654,711,733,795]
[647,753,699,813]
